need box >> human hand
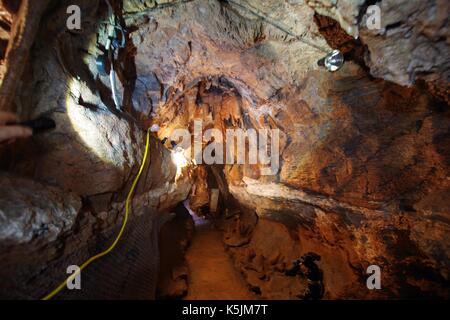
[0,111,33,143]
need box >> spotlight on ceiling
[317,50,344,72]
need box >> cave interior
[0,0,449,300]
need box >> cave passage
[0,0,449,302]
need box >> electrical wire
[123,0,329,53]
[103,0,122,110]
[226,0,329,53]
[41,128,151,300]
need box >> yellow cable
[42,128,151,300]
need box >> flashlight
[19,116,56,135]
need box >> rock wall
[0,0,192,299]
[308,0,450,90]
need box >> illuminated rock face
[0,0,448,299]
[123,1,449,298]
[0,173,82,244]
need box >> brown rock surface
[0,0,193,299]
[0,0,448,300]
[307,0,450,88]
[185,218,256,300]
[124,1,448,298]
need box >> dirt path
[184,218,255,300]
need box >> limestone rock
[0,172,81,244]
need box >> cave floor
[184,219,255,300]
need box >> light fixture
[171,146,189,178]
[317,50,344,72]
